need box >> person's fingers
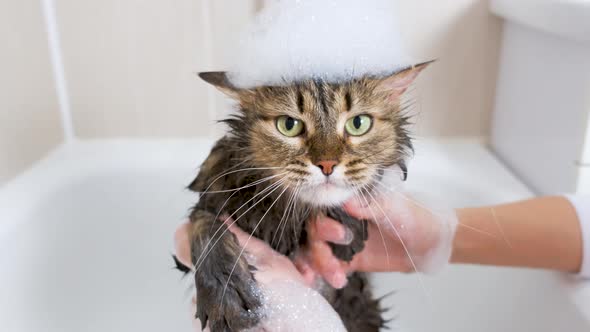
[293,254,318,287]
[225,219,270,255]
[344,193,394,221]
[309,240,348,289]
[313,217,353,245]
[174,222,192,267]
[344,198,376,220]
[346,196,373,218]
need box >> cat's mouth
[322,177,336,185]
[297,180,355,207]
[317,181,338,193]
[294,165,403,207]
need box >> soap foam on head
[228,0,412,88]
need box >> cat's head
[199,63,430,207]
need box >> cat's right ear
[198,71,241,99]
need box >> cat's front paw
[326,208,369,262]
[195,263,263,332]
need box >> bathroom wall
[53,0,256,138]
[51,0,501,138]
[398,0,503,137]
[0,0,63,186]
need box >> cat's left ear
[376,60,434,101]
[198,71,241,99]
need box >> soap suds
[228,0,412,88]
[246,280,346,332]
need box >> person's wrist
[450,207,509,266]
[450,208,480,264]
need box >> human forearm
[451,196,583,273]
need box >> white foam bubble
[228,0,412,88]
[247,280,347,332]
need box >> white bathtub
[0,139,588,332]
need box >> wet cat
[182,62,430,331]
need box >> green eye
[345,115,372,136]
[276,116,305,137]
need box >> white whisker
[490,207,513,249]
[272,180,301,247]
[353,183,391,268]
[200,172,288,194]
[374,180,499,240]
[367,182,433,306]
[193,178,287,273]
[221,184,290,305]
[200,167,284,194]
[207,173,288,234]
[280,181,304,248]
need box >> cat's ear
[376,60,434,101]
[198,71,241,99]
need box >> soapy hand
[174,220,345,332]
[305,190,458,289]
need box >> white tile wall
[397,0,503,137]
[0,0,63,186]
[54,0,256,138]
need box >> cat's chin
[297,183,354,207]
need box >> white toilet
[490,0,590,195]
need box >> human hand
[174,221,345,331]
[305,190,458,288]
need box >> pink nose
[315,160,338,176]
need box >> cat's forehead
[248,78,381,118]
[254,79,373,100]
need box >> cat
[181,62,430,332]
